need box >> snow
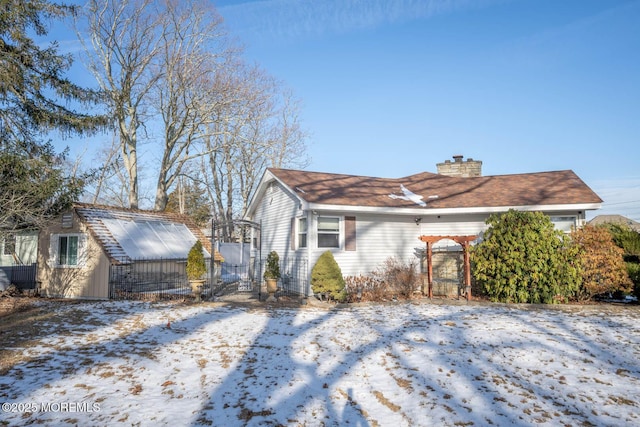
[76,206,209,261]
[388,184,426,207]
[1,300,639,426]
[101,218,204,260]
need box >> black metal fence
[108,256,309,301]
[0,263,37,290]
[109,258,208,300]
[207,256,309,299]
[255,256,309,298]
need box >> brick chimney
[436,155,482,177]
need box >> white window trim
[317,216,341,249]
[49,233,88,268]
[550,216,578,233]
[298,217,308,249]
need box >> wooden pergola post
[419,235,477,301]
[462,240,472,301]
[426,241,433,298]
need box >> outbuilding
[37,203,221,299]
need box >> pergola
[419,235,477,301]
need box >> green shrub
[263,251,281,280]
[470,210,580,304]
[627,262,640,300]
[186,240,206,280]
[601,223,640,300]
[603,223,640,257]
[311,251,346,302]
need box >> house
[37,203,222,300]
[243,156,603,297]
[1,231,38,267]
[1,231,39,291]
[589,215,640,232]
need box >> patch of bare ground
[372,390,400,412]
[0,297,102,375]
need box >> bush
[470,210,580,304]
[344,257,421,302]
[601,223,640,300]
[627,262,640,300]
[311,251,346,302]
[571,225,633,300]
[603,223,640,257]
[377,257,421,299]
[344,274,386,302]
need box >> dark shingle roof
[589,215,640,232]
[268,168,602,210]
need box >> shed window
[58,235,79,266]
[318,217,339,248]
[50,233,86,268]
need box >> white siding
[252,181,302,261]
[0,231,38,266]
[312,213,425,278]
[420,214,488,248]
[307,213,489,277]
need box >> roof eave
[305,202,602,216]
[244,169,306,219]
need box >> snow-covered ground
[1,299,639,426]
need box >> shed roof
[267,168,602,210]
[73,204,222,263]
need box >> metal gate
[430,249,464,297]
[210,260,255,297]
[209,257,309,299]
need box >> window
[51,234,85,267]
[317,217,339,248]
[3,234,15,256]
[550,216,577,233]
[58,235,79,266]
[298,218,308,248]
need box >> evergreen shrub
[186,240,206,281]
[470,210,580,304]
[311,251,346,302]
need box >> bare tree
[80,0,164,209]
[85,136,129,207]
[200,61,310,241]
[80,0,310,221]
[81,0,241,211]
[151,0,232,211]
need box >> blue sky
[49,0,639,220]
[211,0,640,220]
